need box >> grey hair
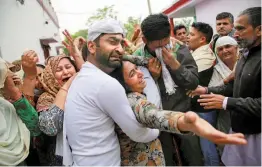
[239,7,261,28]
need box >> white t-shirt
[64,62,159,166]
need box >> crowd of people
[0,6,260,166]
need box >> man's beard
[235,33,257,49]
[96,49,122,69]
[237,39,254,48]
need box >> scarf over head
[0,58,30,165]
[36,55,69,112]
[209,36,238,87]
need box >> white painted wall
[0,0,61,63]
[195,0,261,34]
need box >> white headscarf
[0,58,30,165]
[208,36,238,87]
[0,58,8,89]
[215,36,238,53]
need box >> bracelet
[60,87,68,92]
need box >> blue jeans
[198,111,220,166]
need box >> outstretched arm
[128,93,247,145]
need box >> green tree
[63,6,141,55]
[86,5,118,26]
[124,17,141,40]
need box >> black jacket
[191,66,214,113]
[158,45,199,112]
[208,45,261,134]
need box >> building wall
[195,0,261,34]
[0,0,61,63]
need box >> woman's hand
[187,85,207,98]
[22,50,39,78]
[177,111,247,145]
[4,72,22,102]
[223,71,235,84]
[12,73,23,86]
[62,30,86,58]
[61,73,77,91]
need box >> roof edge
[163,0,191,15]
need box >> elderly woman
[208,36,239,155]
[208,36,238,87]
[36,55,78,165]
[0,58,40,165]
[189,36,239,155]
[110,60,246,166]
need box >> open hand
[198,93,225,109]
[187,85,207,98]
[178,111,247,145]
[62,30,85,58]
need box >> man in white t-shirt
[63,18,159,166]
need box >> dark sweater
[158,45,199,112]
[191,66,214,113]
[208,45,261,134]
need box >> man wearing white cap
[63,18,159,166]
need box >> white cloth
[0,58,8,89]
[222,130,261,166]
[63,62,159,166]
[55,132,63,156]
[215,36,238,51]
[87,18,125,41]
[155,42,178,95]
[0,97,30,165]
[192,44,216,73]
[208,36,238,87]
[222,97,228,110]
[139,66,162,109]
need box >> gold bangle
[60,87,68,92]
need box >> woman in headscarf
[36,54,78,165]
[208,36,239,155]
[0,58,40,165]
[108,60,246,166]
[188,36,239,156]
[208,36,238,87]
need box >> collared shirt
[64,62,159,166]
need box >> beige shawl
[0,58,30,165]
